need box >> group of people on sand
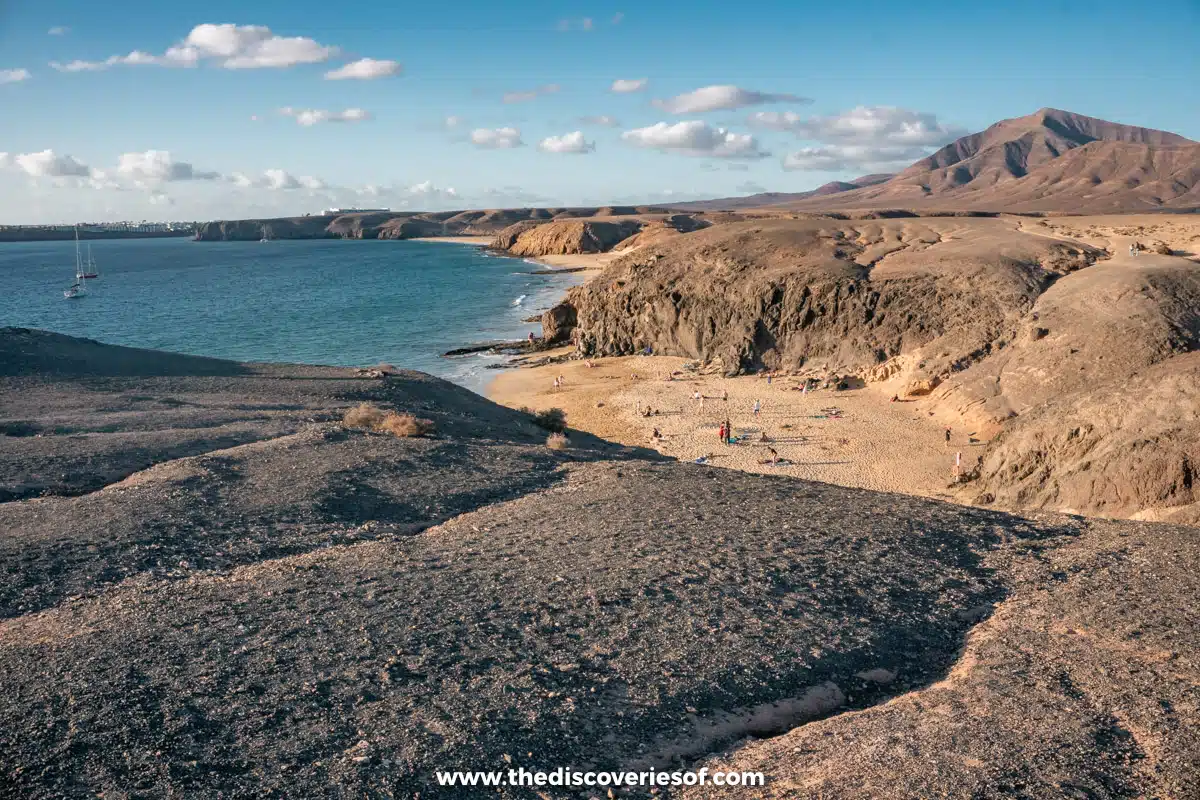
[551,374,567,389]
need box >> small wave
[511,294,527,306]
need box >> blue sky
[1,0,1197,222]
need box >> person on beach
[722,388,728,402]
[753,399,761,418]
[945,427,952,447]
[724,418,732,444]
[768,447,779,465]
[527,332,535,344]
[718,422,726,443]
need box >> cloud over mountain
[622,121,768,159]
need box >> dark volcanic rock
[540,301,577,345]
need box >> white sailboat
[63,227,88,299]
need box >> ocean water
[0,237,582,393]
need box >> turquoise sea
[0,237,583,392]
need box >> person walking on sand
[724,418,732,444]
[718,421,726,444]
[753,399,761,418]
[944,427,952,448]
[722,388,728,402]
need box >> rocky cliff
[490,219,646,256]
[566,217,1099,381]
[967,352,1200,522]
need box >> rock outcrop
[490,219,646,256]
[613,214,712,250]
[967,352,1200,522]
[539,301,576,345]
[567,217,1100,380]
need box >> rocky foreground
[0,328,1197,798]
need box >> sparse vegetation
[343,403,386,428]
[343,404,435,437]
[378,412,436,438]
[546,432,569,450]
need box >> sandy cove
[489,351,981,501]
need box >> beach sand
[489,352,975,500]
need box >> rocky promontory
[489,219,645,256]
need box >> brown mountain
[666,173,893,211]
[780,108,1199,213]
[672,109,1198,214]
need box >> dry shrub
[343,403,386,428]
[377,412,435,438]
[343,404,434,437]
[546,432,569,450]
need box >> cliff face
[490,219,646,256]
[567,218,1097,378]
[969,352,1200,522]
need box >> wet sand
[489,352,977,500]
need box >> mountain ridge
[670,108,1199,213]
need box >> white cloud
[148,192,174,206]
[0,153,10,168]
[0,68,31,84]
[14,149,92,177]
[324,58,401,80]
[279,107,371,126]
[228,169,327,190]
[612,12,625,24]
[470,127,524,149]
[580,115,619,127]
[51,23,338,73]
[48,26,69,36]
[444,115,465,129]
[622,121,768,159]
[653,85,810,114]
[750,106,964,148]
[116,150,220,182]
[610,78,647,93]
[502,84,560,103]
[538,131,595,154]
[781,144,932,172]
[407,180,458,199]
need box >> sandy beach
[489,351,976,501]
